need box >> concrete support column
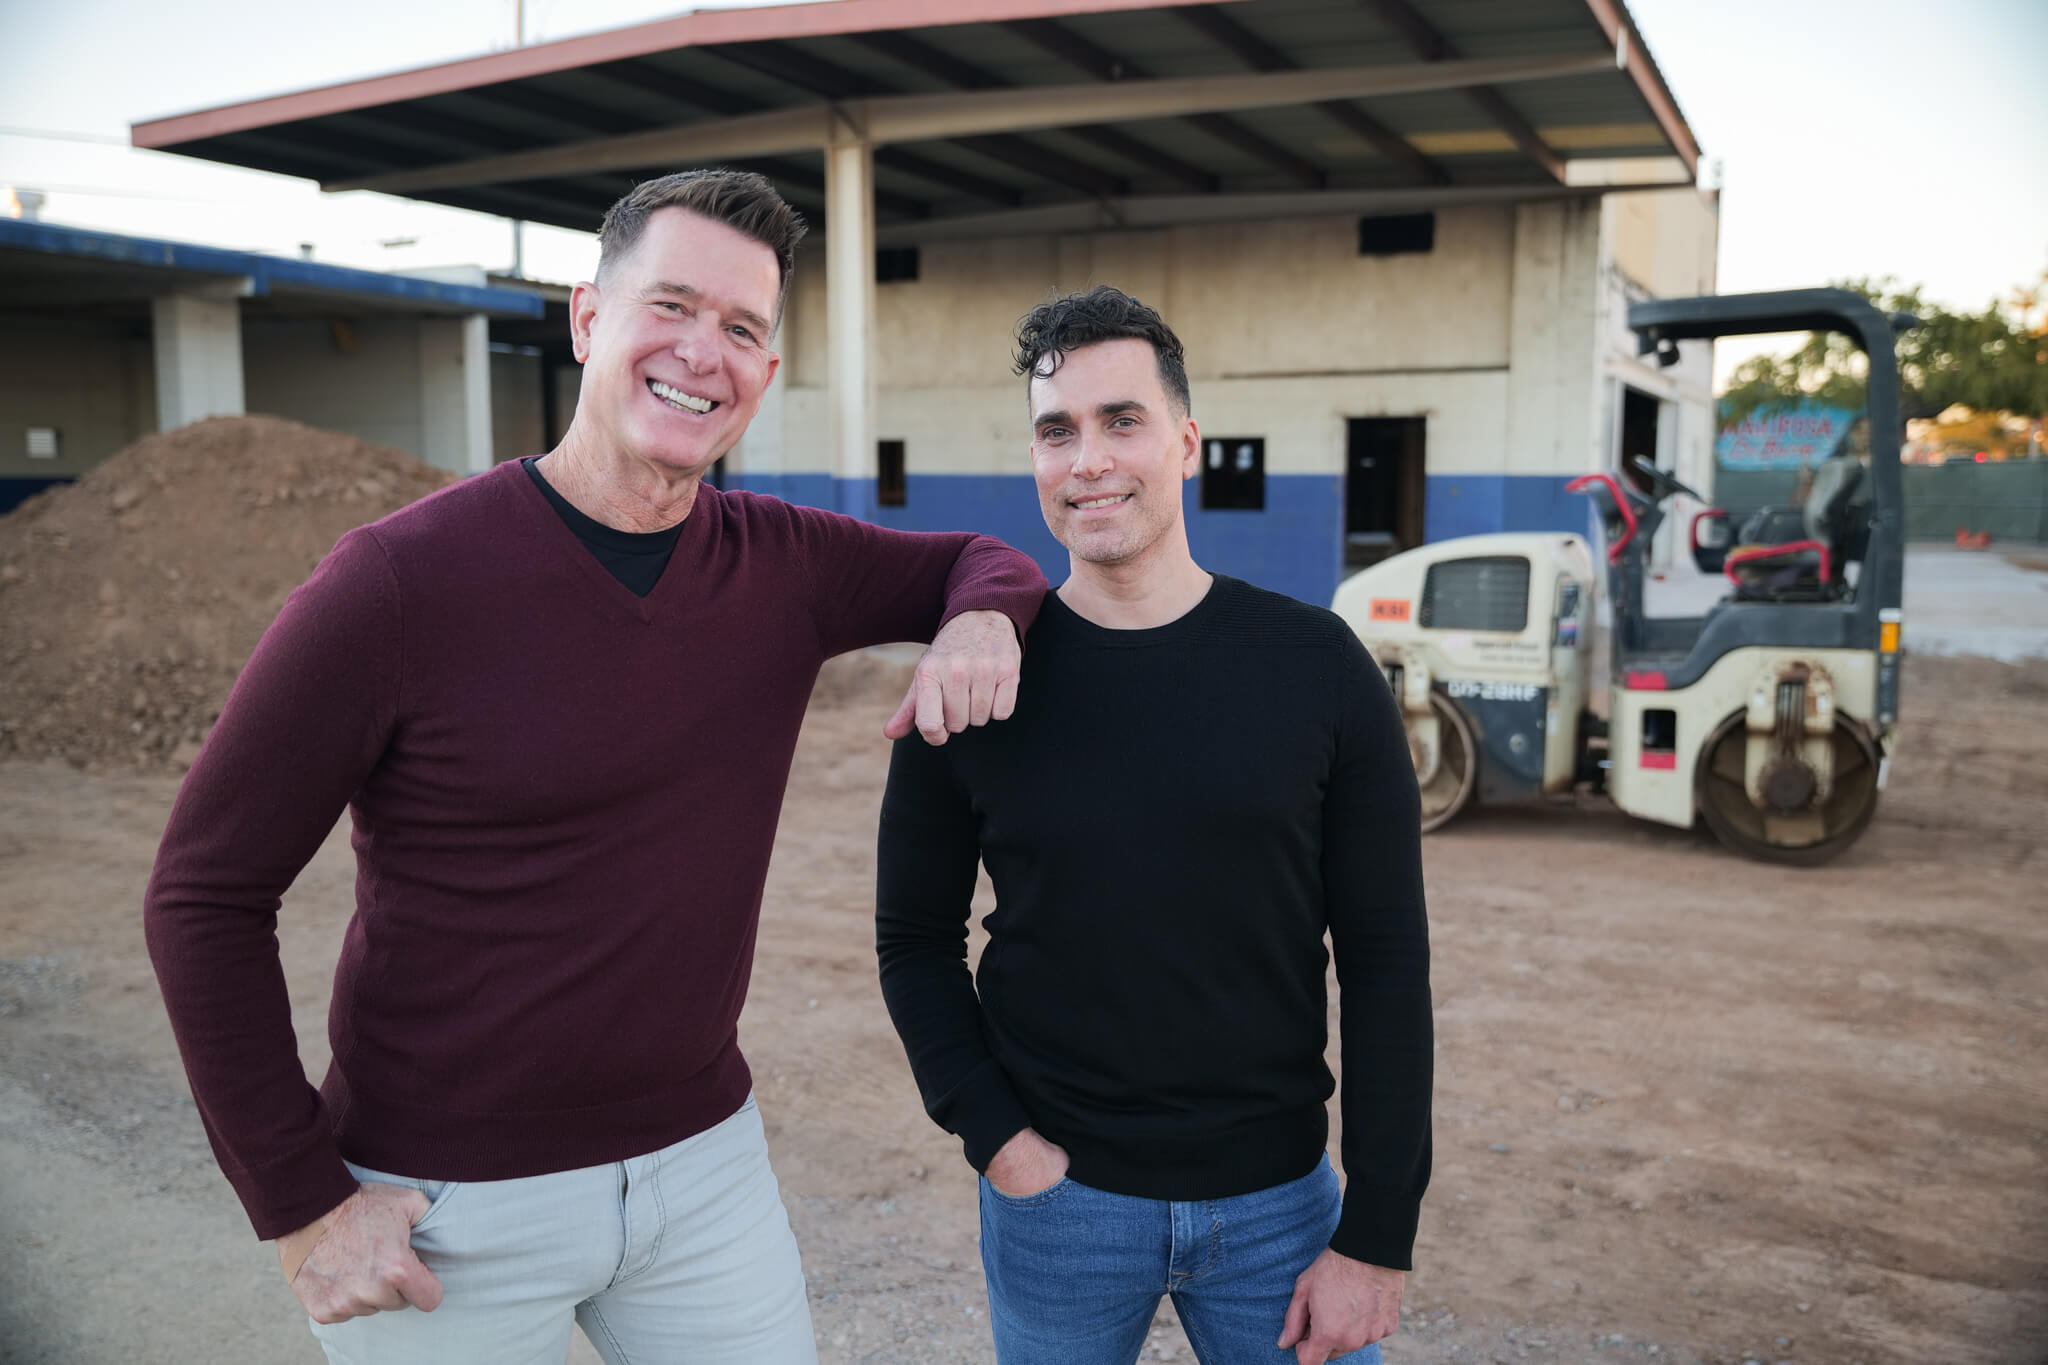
[826,127,876,518]
[1507,200,1606,471]
[151,291,245,431]
[419,314,493,475]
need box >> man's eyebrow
[1031,407,1074,430]
[641,281,773,336]
[1096,399,1148,418]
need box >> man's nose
[1070,435,1113,479]
[673,315,723,374]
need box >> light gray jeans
[310,1095,818,1365]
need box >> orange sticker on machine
[1370,598,1412,623]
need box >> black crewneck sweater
[876,575,1432,1269]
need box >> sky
[3,0,2044,386]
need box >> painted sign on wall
[1715,403,1856,469]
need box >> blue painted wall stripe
[1427,474,1593,544]
[723,471,1593,609]
[0,476,74,516]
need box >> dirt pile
[0,415,454,772]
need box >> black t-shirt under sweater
[876,575,1433,1269]
[521,456,682,596]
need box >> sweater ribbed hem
[321,1046,752,1185]
[1038,1104,1420,1269]
[1046,1105,1328,1206]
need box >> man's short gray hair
[596,169,808,309]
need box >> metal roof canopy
[127,0,1702,521]
[0,218,545,321]
[130,0,1701,245]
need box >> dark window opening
[876,247,920,284]
[877,439,906,507]
[1345,417,1426,566]
[1420,556,1529,633]
[1619,386,1662,495]
[1201,437,1264,511]
[1642,708,1678,754]
[1358,213,1435,257]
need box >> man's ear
[1181,416,1202,481]
[569,279,600,364]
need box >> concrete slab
[1903,545,2048,663]
[1636,545,2048,664]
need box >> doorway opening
[1346,417,1427,567]
[1619,386,1662,495]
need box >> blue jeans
[979,1155,1381,1365]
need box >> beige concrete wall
[1505,197,1608,479]
[1608,186,1719,302]
[781,206,1516,393]
[1165,208,1514,380]
[766,204,1522,479]
[244,315,496,474]
[242,317,426,456]
[781,367,1514,485]
[0,317,155,477]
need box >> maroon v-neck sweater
[144,460,1045,1239]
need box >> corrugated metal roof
[131,0,1700,239]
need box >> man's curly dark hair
[1012,285,1191,415]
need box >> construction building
[0,218,547,513]
[126,0,1717,605]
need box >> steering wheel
[1629,454,1705,504]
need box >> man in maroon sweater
[144,171,1045,1364]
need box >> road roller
[1333,288,1905,865]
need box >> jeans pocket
[344,1162,465,1233]
[981,1174,1072,1208]
[410,1177,465,1232]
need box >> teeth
[650,380,715,414]
[1075,495,1130,509]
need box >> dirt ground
[1,649,2044,1365]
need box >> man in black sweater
[876,287,1431,1365]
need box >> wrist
[275,1196,348,1281]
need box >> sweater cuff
[229,1138,363,1242]
[1329,1187,1421,1272]
[947,1062,1038,1173]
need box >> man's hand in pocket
[277,1182,445,1325]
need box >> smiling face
[568,206,782,480]
[1028,337,1200,568]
